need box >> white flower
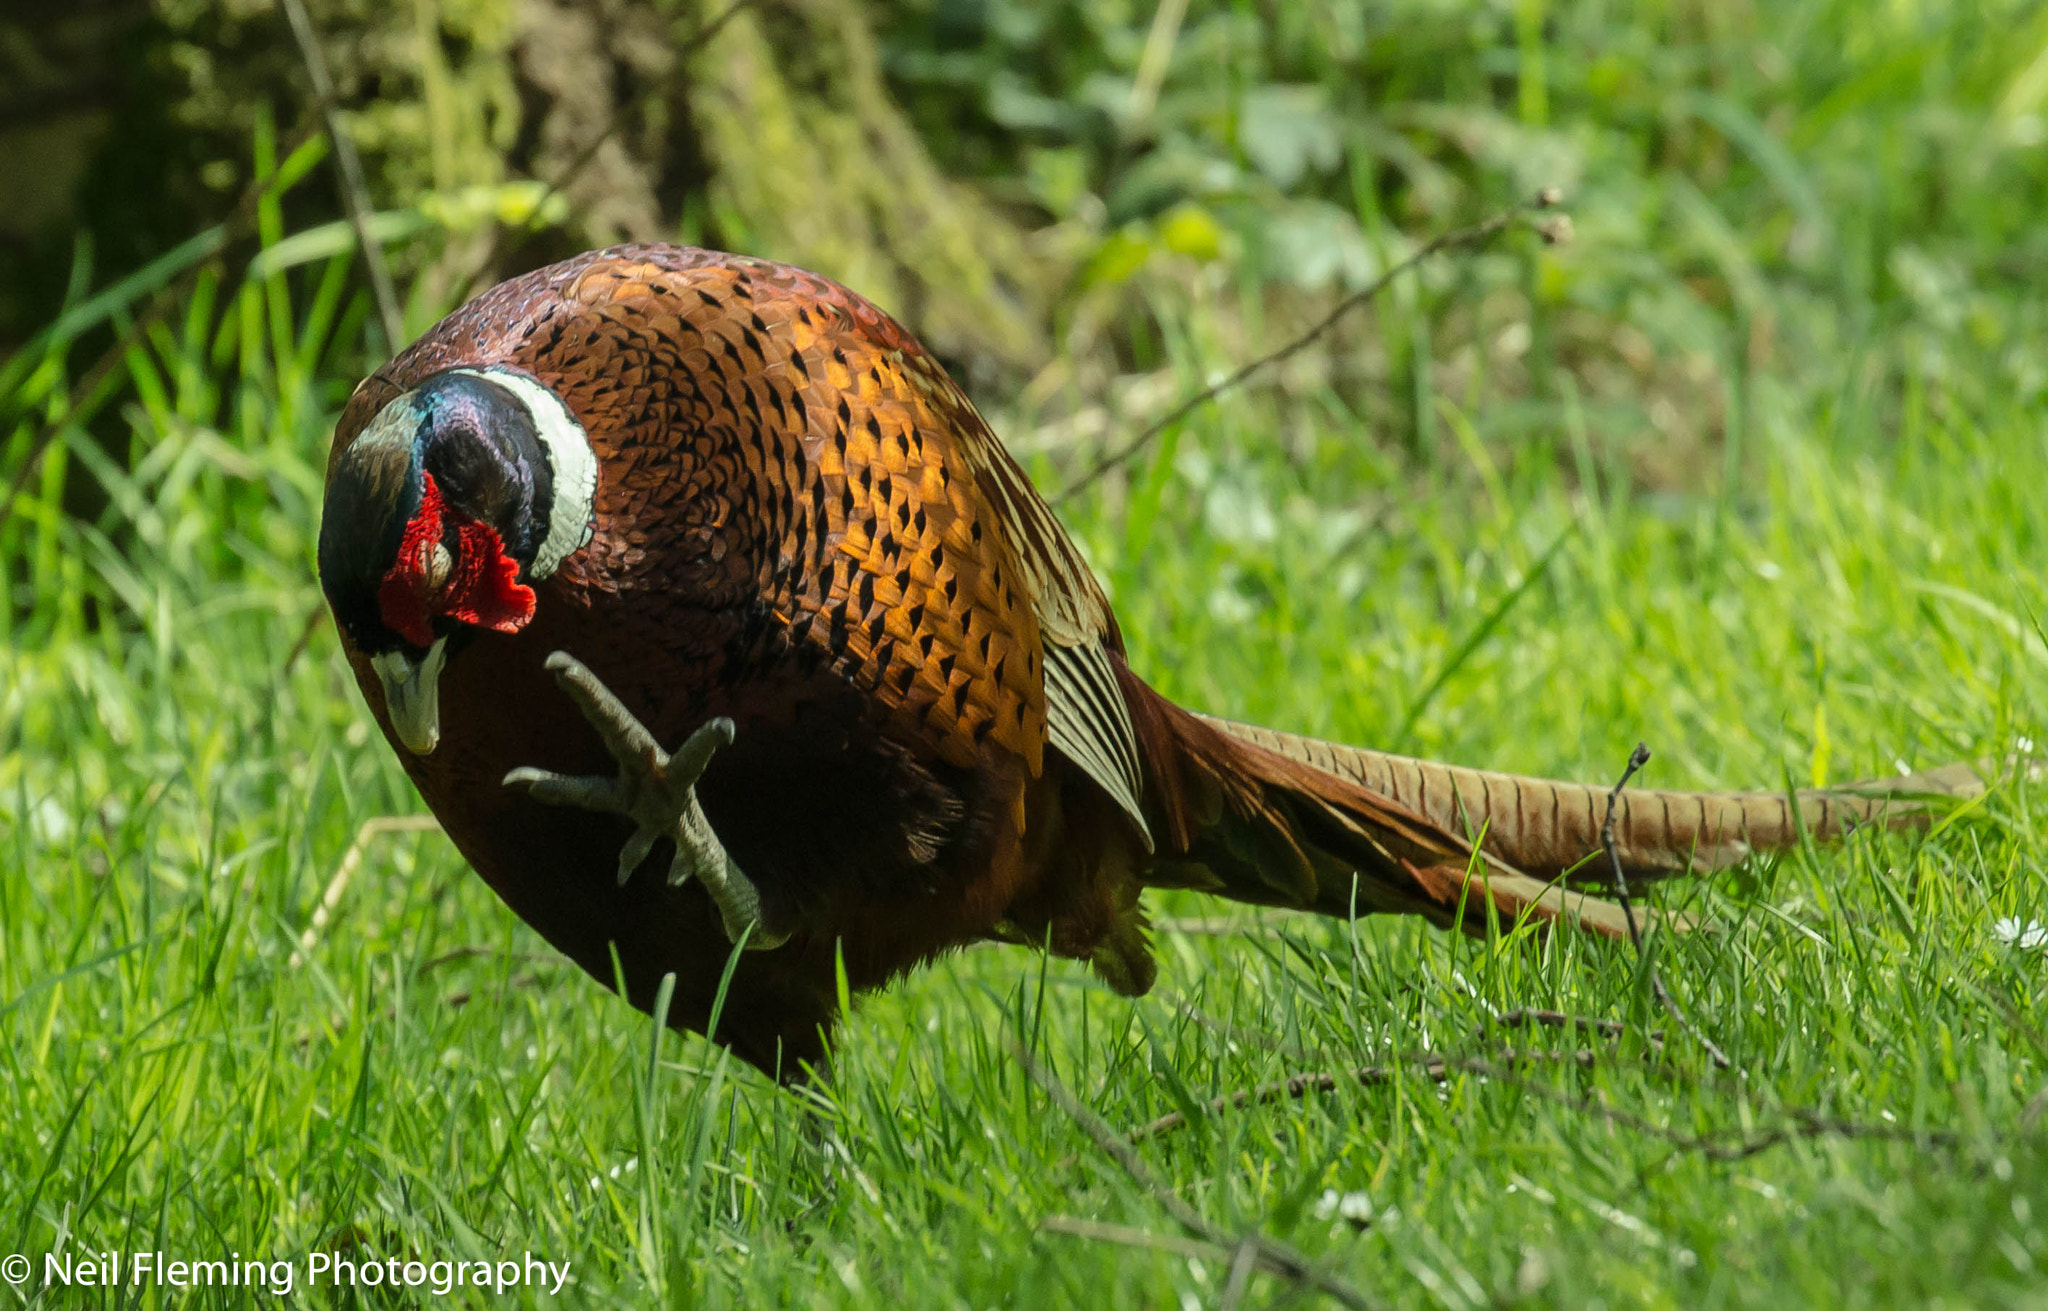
[1994,917,2048,950]
[1313,1189,1375,1224]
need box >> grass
[7,5,2048,1306]
[3,280,2044,1308]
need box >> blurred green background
[12,0,2048,493]
[4,3,2047,1307]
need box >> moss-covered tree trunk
[1,0,1050,378]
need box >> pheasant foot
[503,651,788,950]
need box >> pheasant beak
[371,638,450,756]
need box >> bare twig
[1486,1008,1623,1039]
[289,815,443,968]
[1038,1214,1233,1263]
[278,601,329,679]
[416,945,563,975]
[1012,1038,1383,1311]
[1479,1008,1665,1055]
[1601,744,1653,950]
[278,0,406,354]
[1052,188,1567,504]
[1603,744,1732,1069]
[1219,1234,1261,1311]
[440,970,546,1010]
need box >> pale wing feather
[1042,642,1152,850]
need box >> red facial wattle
[375,472,536,647]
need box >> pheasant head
[317,367,596,755]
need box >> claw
[671,717,737,777]
[502,651,788,950]
[616,827,659,886]
[502,767,628,814]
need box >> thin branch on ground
[1039,1218,1284,1311]
[416,945,564,975]
[1602,743,1732,1069]
[289,815,443,968]
[278,603,329,679]
[278,0,406,353]
[1601,744,1652,950]
[1037,1214,1236,1264]
[1219,1235,1261,1311]
[1483,1008,1632,1040]
[1052,188,1570,504]
[1477,1007,1666,1057]
[1011,1037,1384,1311]
[439,971,547,1010]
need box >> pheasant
[316,245,1977,1078]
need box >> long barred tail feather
[1114,664,1982,940]
[1204,718,1982,883]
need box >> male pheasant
[317,245,1975,1078]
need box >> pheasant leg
[503,651,789,950]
